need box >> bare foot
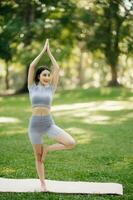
[41,144,48,162]
[41,182,48,192]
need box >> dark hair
[34,66,51,84]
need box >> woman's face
[38,69,51,85]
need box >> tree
[0,1,18,89]
[80,0,133,86]
[0,0,77,92]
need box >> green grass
[0,87,133,200]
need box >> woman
[27,39,76,192]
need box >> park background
[0,0,133,200]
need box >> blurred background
[0,2,133,199]
[0,0,133,94]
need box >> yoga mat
[0,178,123,195]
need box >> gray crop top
[28,82,55,109]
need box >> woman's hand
[46,39,51,54]
[42,39,49,53]
[46,39,59,69]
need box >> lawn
[0,87,133,200]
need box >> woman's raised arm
[46,40,60,91]
[28,39,48,87]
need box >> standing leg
[32,144,48,191]
[28,115,48,191]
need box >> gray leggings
[28,114,63,144]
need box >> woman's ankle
[40,180,46,184]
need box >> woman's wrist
[41,48,46,54]
[47,49,52,57]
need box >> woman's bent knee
[65,139,76,148]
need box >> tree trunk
[15,65,29,93]
[78,47,84,87]
[108,64,121,87]
[5,61,9,90]
[105,1,123,87]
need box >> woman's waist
[32,106,51,116]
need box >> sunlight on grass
[52,100,133,112]
[83,115,111,124]
[4,129,27,136]
[0,89,133,199]
[52,100,133,124]
[111,156,133,173]
[1,167,16,174]
[0,117,20,123]
[128,96,133,101]
[66,127,95,144]
[0,97,4,101]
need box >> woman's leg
[32,144,47,191]
[28,115,48,191]
[46,124,76,151]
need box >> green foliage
[82,0,133,65]
[0,0,133,89]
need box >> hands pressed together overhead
[43,38,51,54]
[28,38,59,76]
[39,38,59,69]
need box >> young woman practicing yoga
[27,39,76,192]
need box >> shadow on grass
[0,89,133,199]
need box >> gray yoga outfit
[28,82,64,144]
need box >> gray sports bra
[28,82,55,109]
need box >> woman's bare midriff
[32,107,51,116]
